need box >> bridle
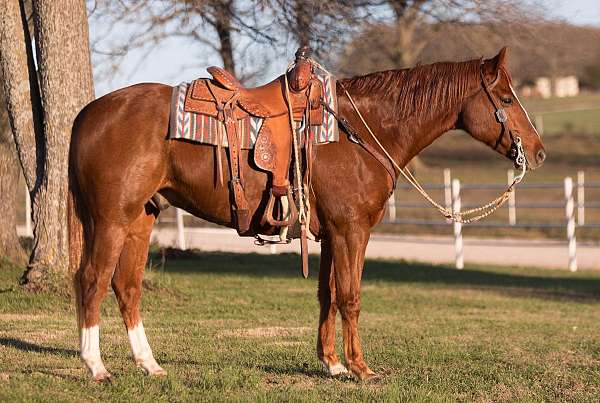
[331,62,528,224]
[479,63,527,171]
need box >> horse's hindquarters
[71,83,173,223]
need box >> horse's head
[460,47,546,170]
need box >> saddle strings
[283,69,308,225]
[340,87,526,224]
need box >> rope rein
[340,87,527,225]
[305,58,527,224]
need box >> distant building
[520,76,580,98]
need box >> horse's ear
[483,47,508,83]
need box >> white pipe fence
[507,169,516,226]
[578,171,585,225]
[564,177,578,271]
[385,169,598,271]
[176,208,186,250]
[451,179,464,270]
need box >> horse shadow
[152,249,600,302]
[0,337,78,357]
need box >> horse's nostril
[536,149,546,164]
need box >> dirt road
[151,227,600,271]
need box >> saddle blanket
[168,65,339,149]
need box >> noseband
[479,64,526,170]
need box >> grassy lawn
[523,93,600,136]
[2,252,600,401]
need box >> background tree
[337,0,547,75]
[0,0,95,288]
[91,0,277,83]
[0,70,27,265]
[0,0,41,267]
[267,0,366,60]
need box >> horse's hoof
[329,362,349,377]
[358,371,382,383]
[349,365,379,382]
[321,361,349,377]
[92,371,112,382]
[138,359,167,377]
[149,368,167,377]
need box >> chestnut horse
[69,48,545,381]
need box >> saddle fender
[253,115,292,189]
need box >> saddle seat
[206,66,322,121]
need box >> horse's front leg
[317,239,348,376]
[329,223,375,380]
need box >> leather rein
[327,63,527,224]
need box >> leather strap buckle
[495,108,508,123]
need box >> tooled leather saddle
[182,47,324,235]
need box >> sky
[89,1,600,97]
[548,0,600,26]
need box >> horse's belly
[163,142,270,230]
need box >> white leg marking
[322,360,348,376]
[80,325,111,380]
[128,322,166,376]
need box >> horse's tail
[68,126,87,333]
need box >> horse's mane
[340,59,482,120]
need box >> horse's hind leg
[111,207,165,376]
[79,222,128,381]
[317,239,348,376]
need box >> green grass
[2,252,600,401]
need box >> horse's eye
[502,97,513,105]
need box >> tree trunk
[388,2,427,172]
[0,75,27,265]
[212,1,236,74]
[294,0,312,49]
[0,0,41,266]
[19,0,95,286]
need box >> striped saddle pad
[168,65,339,149]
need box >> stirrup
[254,234,292,246]
[260,189,298,228]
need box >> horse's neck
[351,93,461,170]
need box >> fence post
[387,194,396,222]
[25,185,32,237]
[176,208,186,250]
[451,179,464,269]
[577,171,585,226]
[507,169,516,225]
[564,177,577,272]
[444,169,452,223]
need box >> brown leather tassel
[300,223,309,278]
[216,124,224,187]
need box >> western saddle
[183,47,324,236]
